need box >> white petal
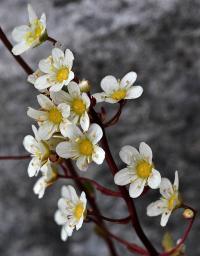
[100,75,118,93]
[60,121,71,137]
[58,103,70,118]
[39,58,52,74]
[139,142,152,163]
[35,75,51,90]
[56,142,77,159]
[125,86,143,99]
[64,49,74,68]
[129,179,146,198]
[87,123,103,144]
[92,145,105,164]
[80,191,87,206]
[12,42,30,55]
[61,226,68,241]
[27,107,48,122]
[80,112,90,132]
[40,13,46,29]
[76,156,88,171]
[161,210,172,227]
[76,217,84,230]
[114,168,133,186]
[147,200,166,216]
[38,122,57,140]
[27,4,37,23]
[173,171,179,191]
[28,157,41,177]
[54,210,66,225]
[120,71,137,88]
[32,125,41,142]
[52,48,64,63]
[82,93,90,108]
[23,135,38,154]
[37,94,54,110]
[148,169,161,189]
[119,145,139,165]
[92,92,106,103]
[160,178,173,199]
[67,82,80,97]
[62,124,82,139]
[49,83,65,92]
[33,177,46,199]
[12,25,29,42]
[61,185,79,202]
[50,90,70,105]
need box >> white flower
[147,171,180,227]
[23,125,50,177]
[114,142,161,198]
[92,71,143,103]
[27,94,71,140]
[34,48,74,92]
[33,160,57,199]
[56,123,105,171]
[50,82,90,131]
[12,4,46,55]
[54,185,87,241]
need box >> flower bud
[183,208,194,219]
[79,79,91,93]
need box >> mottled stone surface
[0,0,200,255]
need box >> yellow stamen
[56,68,69,83]
[72,98,86,116]
[168,194,178,211]
[25,20,44,45]
[48,108,62,124]
[74,202,84,220]
[136,160,152,179]
[111,89,126,101]
[79,139,93,156]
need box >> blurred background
[0,0,200,255]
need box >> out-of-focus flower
[147,171,181,227]
[162,232,185,256]
[114,142,161,198]
[50,82,90,131]
[93,72,143,103]
[56,123,105,171]
[23,125,50,177]
[12,4,46,55]
[54,185,87,241]
[34,48,74,92]
[33,160,57,199]
[27,94,71,140]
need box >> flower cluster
[12,4,186,245]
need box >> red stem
[0,27,33,75]
[47,36,57,45]
[88,211,131,224]
[0,155,30,160]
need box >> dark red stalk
[88,211,131,224]
[0,155,30,160]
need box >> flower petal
[52,48,64,63]
[35,74,51,90]
[101,75,119,93]
[92,145,105,164]
[76,156,88,171]
[28,157,41,177]
[119,145,139,165]
[80,112,90,132]
[37,94,54,110]
[139,142,152,163]
[50,90,70,105]
[33,177,46,199]
[129,179,146,198]
[23,135,38,154]
[61,185,79,202]
[60,121,71,137]
[147,200,166,216]
[38,122,57,140]
[62,124,82,140]
[12,41,30,55]
[160,178,173,199]
[67,82,80,97]
[39,58,52,74]
[92,92,106,103]
[125,86,143,99]
[27,107,48,122]
[148,169,161,189]
[82,93,90,108]
[27,4,37,23]
[49,83,65,92]
[87,123,103,144]
[54,210,66,225]
[161,210,172,227]
[56,141,78,159]
[64,49,74,68]
[114,168,133,186]
[173,171,179,191]
[12,25,29,42]
[120,71,137,88]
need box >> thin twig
[0,155,30,160]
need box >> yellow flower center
[48,108,62,124]
[74,202,84,220]
[56,68,69,83]
[25,20,44,45]
[111,89,126,100]
[72,98,86,116]
[136,160,152,179]
[168,194,178,211]
[79,139,93,156]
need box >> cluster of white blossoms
[13,4,183,242]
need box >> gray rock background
[0,0,200,255]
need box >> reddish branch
[0,155,30,160]
[88,211,131,224]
